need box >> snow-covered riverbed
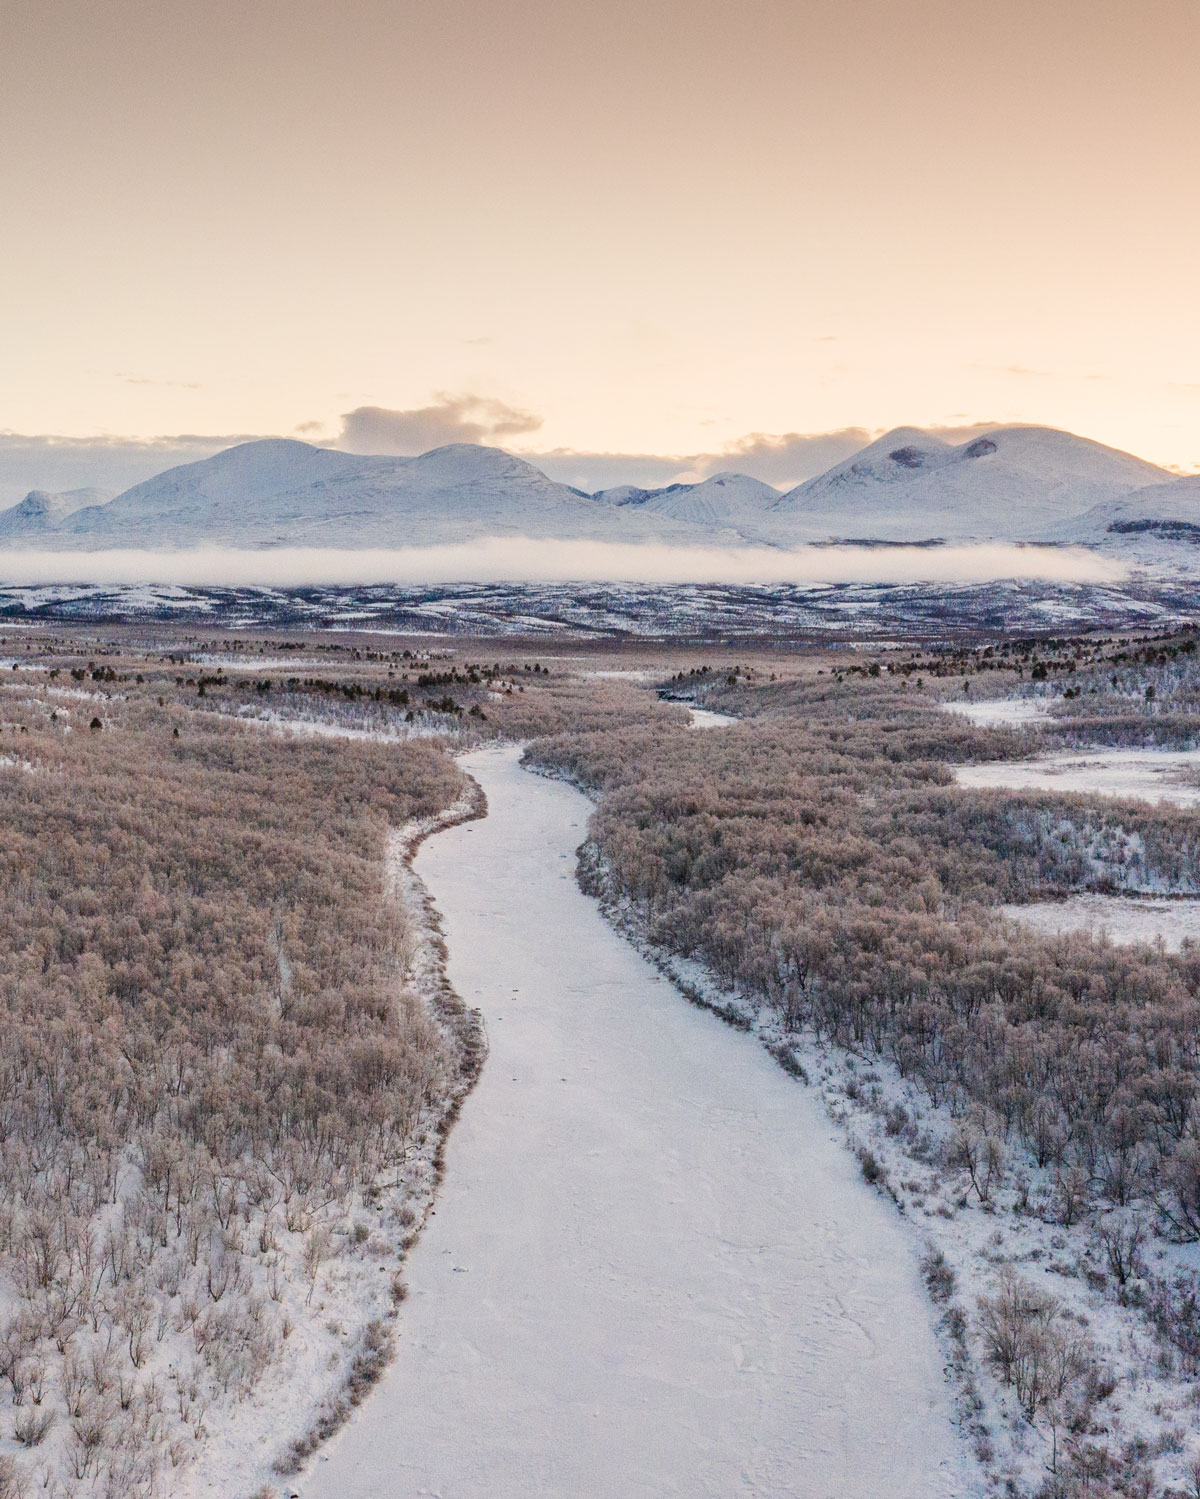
[303,745,972,1499]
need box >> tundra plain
[2,621,1200,1497]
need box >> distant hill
[1045,475,1200,558]
[0,487,116,538]
[594,472,782,528]
[770,426,1171,541]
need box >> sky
[3,0,1198,498]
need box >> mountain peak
[774,424,1172,540]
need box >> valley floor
[302,745,976,1499]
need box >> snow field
[955,747,1200,806]
[687,706,738,729]
[941,697,1051,728]
[1002,894,1200,952]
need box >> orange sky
[3,0,1198,471]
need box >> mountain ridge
[26,440,731,550]
[0,426,1187,557]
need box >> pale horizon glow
[0,541,1127,589]
[1,0,1197,473]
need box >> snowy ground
[230,706,455,744]
[577,668,656,680]
[942,697,1050,727]
[688,706,738,728]
[1002,893,1200,950]
[191,654,330,671]
[955,746,1200,805]
[302,745,976,1499]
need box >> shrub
[978,1269,1090,1420]
[857,1148,884,1186]
[921,1247,957,1303]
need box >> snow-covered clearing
[578,667,655,680]
[955,746,1200,805]
[688,705,738,728]
[1002,893,1200,951]
[230,708,451,743]
[41,684,110,701]
[303,745,974,1499]
[942,697,1050,727]
[191,655,329,671]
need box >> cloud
[970,363,1112,384]
[0,541,1125,588]
[534,423,1035,493]
[117,375,202,389]
[707,428,876,486]
[336,394,542,455]
[529,429,875,493]
[331,398,910,489]
[530,427,899,491]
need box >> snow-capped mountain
[771,426,1171,541]
[15,440,735,550]
[0,426,1190,562]
[594,472,782,529]
[0,487,115,538]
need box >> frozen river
[304,745,971,1499]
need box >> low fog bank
[0,540,1125,588]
